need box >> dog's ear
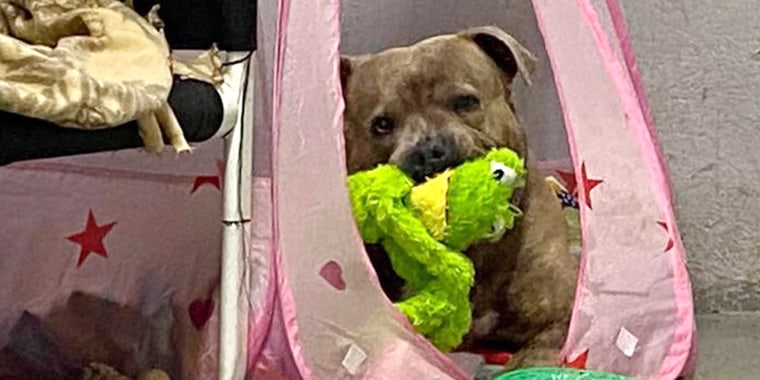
[459,26,537,86]
[340,55,371,97]
[340,55,358,97]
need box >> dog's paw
[471,310,500,338]
[83,362,130,380]
[137,369,171,380]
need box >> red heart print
[319,260,346,290]
[188,297,214,330]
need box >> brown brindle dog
[340,26,578,369]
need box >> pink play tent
[0,0,696,379]
[246,0,696,379]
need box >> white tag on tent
[342,343,367,375]
[615,326,639,357]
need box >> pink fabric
[604,0,660,160]
[533,1,588,368]
[246,0,300,375]
[249,0,470,378]
[578,1,694,378]
[269,0,313,377]
[0,143,225,379]
[531,1,590,368]
[251,294,307,380]
[534,0,694,378]
[246,177,276,372]
[602,1,696,377]
[247,0,279,369]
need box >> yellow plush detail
[408,169,453,241]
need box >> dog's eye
[491,161,517,185]
[451,95,481,112]
[370,116,395,135]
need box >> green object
[493,367,632,380]
[347,148,526,351]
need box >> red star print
[564,349,588,369]
[191,160,225,194]
[557,170,578,195]
[657,221,675,252]
[66,210,116,267]
[191,176,220,193]
[578,162,603,210]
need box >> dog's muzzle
[399,135,463,183]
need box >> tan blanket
[0,0,190,153]
[83,363,169,380]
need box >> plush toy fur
[348,148,526,351]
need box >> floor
[695,313,760,379]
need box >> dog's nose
[400,135,462,183]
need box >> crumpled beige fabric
[83,363,171,380]
[0,0,190,153]
[172,44,225,88]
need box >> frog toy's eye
[490,161,517,185]
[483,217,507,243]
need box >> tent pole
[219,53,254,380]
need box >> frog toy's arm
[371,195,474,352]
[374,202,475,351]
[347,164,475,352]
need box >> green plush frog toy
[347,148,526,351]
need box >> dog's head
[341,26,536,183]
